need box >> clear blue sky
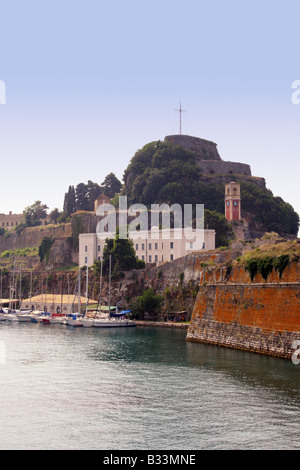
[0,0,299,227]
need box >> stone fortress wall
[164,134,252,176]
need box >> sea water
[0,322,299,450]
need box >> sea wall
[186,262,300,359]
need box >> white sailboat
[81,255,94,327]
[93,255,136,328]
[66,269,84,327]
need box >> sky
[0,0,299,228]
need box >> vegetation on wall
[244,254,290,281]
[38,237,54,263]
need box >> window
[162,255,164,262]
[97,245,100,252]
[85,256,88,264]
[170,242,173,249]
[85,245,88,252]
[155,243,158,250]
[149,255,152,262]
[142,255,145,261]
[135,244,138,251]
[98,256,101,261]
[202,242,205,249]
[190,242,193,249]
[170,254,174,261]
[149,243,152,250]
[155,255,158,262]
[142,243,145,250]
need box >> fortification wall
[164,135,221,160]
[187,262,300,359]
[197,160,252,176]
[164,134,252,176]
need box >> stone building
[0,211,24,230]
[22,294,97,315]
[79,227,216,267]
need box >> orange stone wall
[187,262,300,359]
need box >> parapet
[164,134,252,176]
[165,135,221,161]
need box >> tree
[24,201,48,227]
[49,208,62,224]
[63,185,76,216]
[75,183,90,211]
[123,141,201,207]
[101,173,122,199]
[204,209,234,247]
[135,288,163,320]
[86,180,102,209]
[101,233,140,278]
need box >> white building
[79,227,215,267]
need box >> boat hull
[93,319,136,328]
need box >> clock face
[226,201,230,206]
[233,201,238,206]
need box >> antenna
[174,102,187,135]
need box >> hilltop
[122,135,299,238]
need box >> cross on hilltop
[174,102,187,135]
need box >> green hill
[122,137,299,238]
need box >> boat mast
[30,270,32,312]
[10,257,15,310]
[108,255,111,318]
[19,265,22,310]
[78,267,81,315]
[85,256,88,316]
[95,255,103,319]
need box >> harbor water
[0,321,299,450]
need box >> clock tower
[225,182,241,221]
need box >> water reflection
[87,326,300,397]
[0,322,299,450]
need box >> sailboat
[66,269,84,327]
[16,267,32,322]
[81,256,95,327]
[93,255,136,328]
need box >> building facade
[0,212,24,230]
[79,228,216,267]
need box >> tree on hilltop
[101,173,122,199]
[24,201,48,227]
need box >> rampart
[197,160,251,176]
[186,262,300,359]
[164,134,252,176]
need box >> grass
[235,238,300,280]
[0,247,39,259]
